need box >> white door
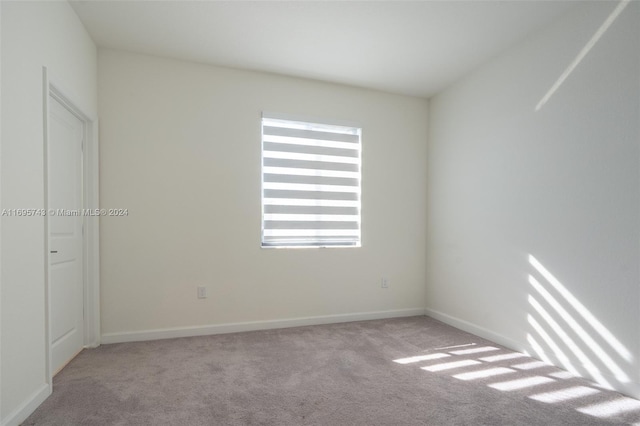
[48,95,84,375]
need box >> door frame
[42,67,100,388]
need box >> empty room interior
[1,0,639,425]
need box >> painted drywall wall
[0,1,3,421]
[0,2,97,424]
[0,2,3,424]
[427,1,639,398]
[98,50,428,340]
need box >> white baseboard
[102,308,427,344]
[424,307,527,353]
[0,383,51,426]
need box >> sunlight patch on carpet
[480,352,526,363]
[449,346,499,356]
[453,367,514,381]
[511,360,549,371]
[577,397,640,418]
[393,353,450,365]
[489,376,555,391]
[421,359,481,372]
[529,386,600,403]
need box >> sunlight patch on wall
[528,294,611,386]
[535,0,631,111]
[528,272,629,383]
[525,334,553,365]
[527,314,578,374]
[528,254,632,363]
[526,254,635,398]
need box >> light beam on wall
[535,0,630,111]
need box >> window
[261,113,362,248]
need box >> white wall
[427,1,639,398]
[0,2,3,418]
[0,2,97,425]
[0,1,3,420]
[98,50,428,341]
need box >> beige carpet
[23,316,640,425]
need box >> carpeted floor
[23,316,640,425]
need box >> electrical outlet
[381,277,389,288]
[197,286,207,299]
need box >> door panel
[48,95,84,374]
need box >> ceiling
[70,0,579,98]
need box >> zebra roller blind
[261,114,362,248]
